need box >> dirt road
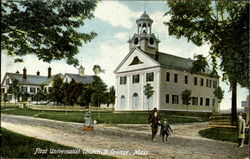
[1,114,248,159]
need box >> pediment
[114,48,160,73]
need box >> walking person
[237,113,246,147]
[83,109,94,131]
[160,118,173,143]
[148,108,161,141]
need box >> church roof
[144,50,213,75]
[3,73,62,86]
[136,11,153,23]
[64,73,95,84]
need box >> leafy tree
[181,89,191,111]
[191,54,209,74]
[107,86,116,106]
[8,79,22,104]
[165,1,249,124]
[50,75,63,105]
[93,65,105,76]
[63,79,76,105]
[1,0,97,66]
[90,76,107,107]
[144,83,154,110]
[213,87,224,103]
[34,84,47,103]
[3,93,8,106]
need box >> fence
[208,115,236,128]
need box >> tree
[191,54,209,74]
[50,75,63,105]
[107,86,116,106]
[93,65,105,76]
[144,83,154,110]
[1,1,98,66]
[213,87,224,103]
[165,1,249,125]
[34,84,47,103]
[90,76,107,107]
[3,93,8,106]
[181,89,191,111]
[9,79,22,104]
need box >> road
[1,114,248,159]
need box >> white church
[114,12,220,112]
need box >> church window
[206,98,210,106]
[185,76,188,84]
[192,97,198,105]
[172,95,179,104]
[149,37,154,45]
[133,37,139,45]
[194,77,197,85]
[132,93,139,109]
[200,78,204,86]
[146,72,154,82]
[129,56,143,65]
[200,97,203,106]
[166,72,170,82]
[212,99,215,106]
[174,74,178,83]
[209,80,212,88]
[213,80,217,88]
[132,74,140,84]
[206,79,209,87]
[120,76,127,85]
[120,95,126,109]
[166,94,169,103]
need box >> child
[160,118,173,143]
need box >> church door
[132,93,139,110]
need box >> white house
[114,12,220,112]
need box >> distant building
[114,12,220,112]
[1,66,97,102]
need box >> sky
[1,1,249,110]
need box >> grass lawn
[199,127,249,144]
[1,128,116,159]
[1,107,208,124]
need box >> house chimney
[37,71,40,76]
[48,67,51,78]
[23,67,27,79]
[16,70,19,74]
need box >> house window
[206,98,210,106]
[166,94,169,103]
[200,78,204,86]
[172,95,179,104]
[174,74,178,83]
[206,79,209,87]
[185,76,188,84]
[6,79,11,85]
[200,97,203,106]
[37,88,40,92]
[1,88,5,94]
[146,72,154,82]
[212,99,215,106]
[48,87,52,93]
[22,86,28,92]
[120,76,127,85]
[213,80,217,88]
[30,87,36,93]
[166,72,170,82]
[194,77,197,85]
[132,74,140,84]
[192,97,198,105]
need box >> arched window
[132,93,139,110]
[120,95,126,110]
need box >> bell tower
[128,11,160,54]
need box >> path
[1,114,248,159]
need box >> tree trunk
[231,80,237,126]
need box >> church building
[114,12,220,112]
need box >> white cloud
[150,11,171,35]
[94,1,139,29]
[114,32,129,41]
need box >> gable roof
[2,73,62,86]
[64,73,95,84]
